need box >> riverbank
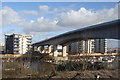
[2,60,119,79]
[1,53,119,79]
[2,69,119,79]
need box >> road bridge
[32,19,120,57]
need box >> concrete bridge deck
[32,19,120,57]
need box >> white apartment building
[5,34,32,54]
[79,39,95,53]
[0,43,5,53]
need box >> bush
[56,61,83,71]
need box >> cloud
[39,5,50,13]
[1,6,64,33]
[39,5,59,14]
[30,32,59,42]
[0,10,2,27]
[37,17,44,22]
[57,5,118,28]
[1,4,118,41]
[2,6,25,27]
[19,10,38,16]
[23,17,65,33]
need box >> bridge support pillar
[33,46,39,51]
[37,46,41,53]
[62,45,67,57]
[48,45,52,53]
[53,45,58,57]
[41,46,45,53]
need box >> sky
[0,2,119,48]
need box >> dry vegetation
[2,54,119,79]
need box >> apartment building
[70,42,80,53]
[0,43,5,54]
[79,39,95,53]
[69,39,107,53]
[5,34,32,54]
[94,39,107,53]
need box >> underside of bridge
[32,19,120,58]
